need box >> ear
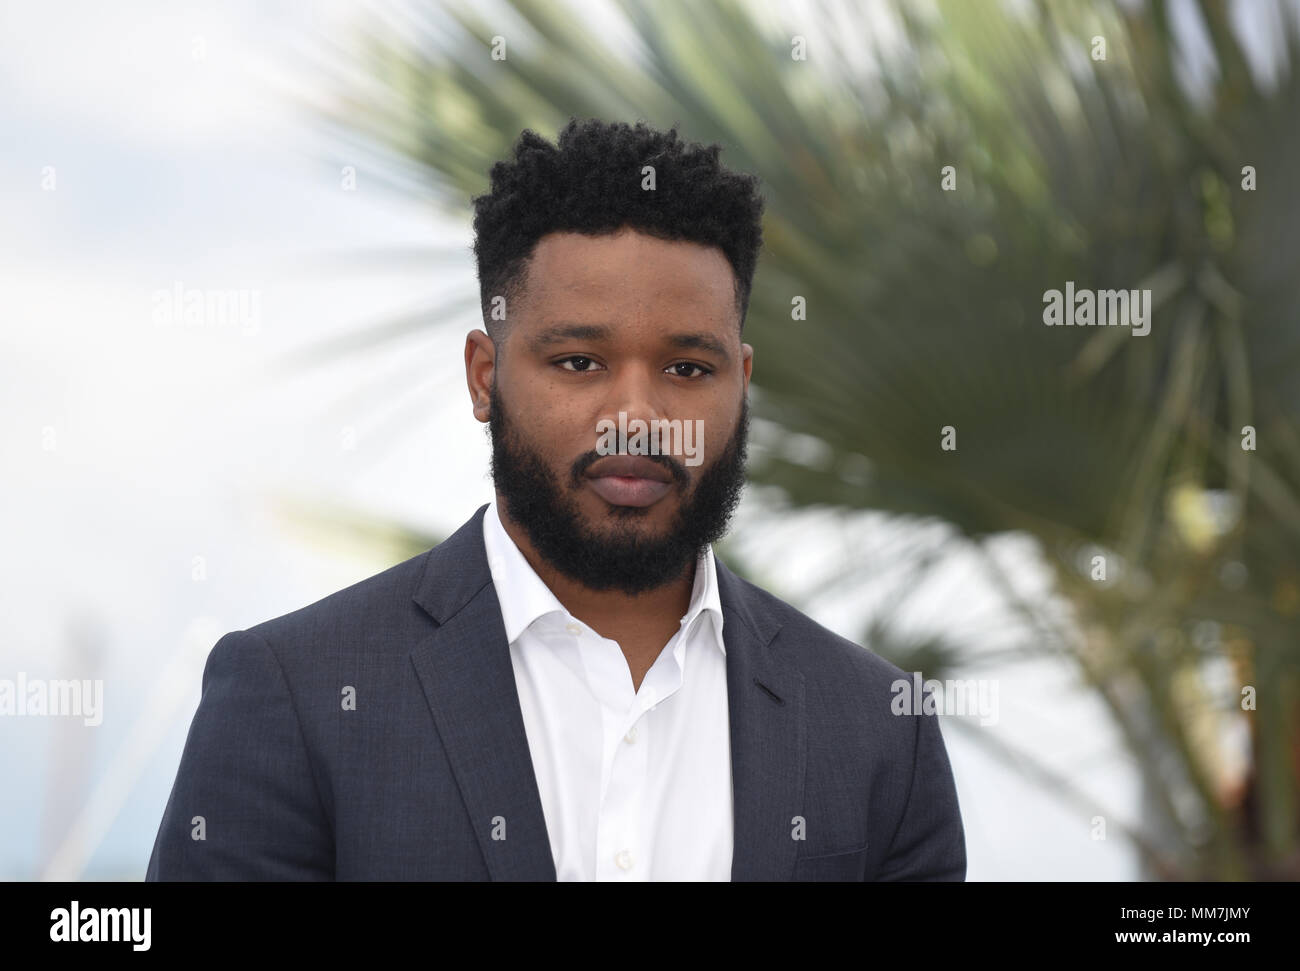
[741,342,753,391]
[465,329,496,423]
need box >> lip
[585,455,673,482]
[586,476,672,507]
[585,455,674,507]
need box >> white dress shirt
[482,497,734,881]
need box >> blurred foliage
[297,0,1300,878]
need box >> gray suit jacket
[146,504,966,880]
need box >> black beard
[488,381,748,595]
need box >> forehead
[517,228,738,327]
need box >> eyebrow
[528,323,733,365]
[528,323,614,349]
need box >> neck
[494,497,696,635]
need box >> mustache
[569,449,690,490]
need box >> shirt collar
[482,497,724,653]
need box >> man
[146,118,965,881]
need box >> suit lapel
[716,558,806,881]
[409,506,556,880]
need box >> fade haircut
[471,117,765,344]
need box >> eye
[556,356,604,372]
[666,361,712,378]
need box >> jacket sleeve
[145,629,334,880]
[873,708,967,880]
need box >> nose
[593,363,692,468]
[600,362,669,434]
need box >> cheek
[512,395,598,471]
[511,375,579,433]
[531,411,595,457]
[533,394,605,448]
[693,406,736,454]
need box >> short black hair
[471,117,765,340]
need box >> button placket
[579,625,647,879]
[598,729,645,879]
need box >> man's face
[476,227,753,595]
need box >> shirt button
[615,849,634,871]
[564,621,581,635]
[624,726,638,744]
